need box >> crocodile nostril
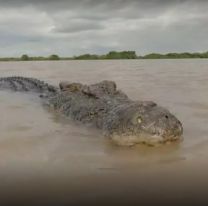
[165,115,169,119]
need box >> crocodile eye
[137,117,142,124]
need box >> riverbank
[1,50,208,61]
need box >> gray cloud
[0,0,207,56]
[52,18,104,33]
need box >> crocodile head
[104,101,183,146]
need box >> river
[0,59,207,205]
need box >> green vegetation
[0,51,208,61]
[73,54,99,60]
[105,51,137,59]
[142,52,208,59]
[21,54,30,61]
[48,54,60,60]
[73,51,137,60]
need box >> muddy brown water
[0,59,208,205]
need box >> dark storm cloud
[0,0,207,56]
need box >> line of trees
[20,54,60,61]
[73,51,137,60]
[11,51,138,61]
[1,51,208,61]
[142,52,208,59]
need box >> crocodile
[0,76,183,146]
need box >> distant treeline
[1,51,208,61]
[73,51,138,59]
[141,52,208,59]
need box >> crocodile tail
[0,76,58,94]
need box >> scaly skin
[0,77,183,146]
[0,76,58,94]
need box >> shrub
[21,54,30,61]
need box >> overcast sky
[0,0,207,56]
